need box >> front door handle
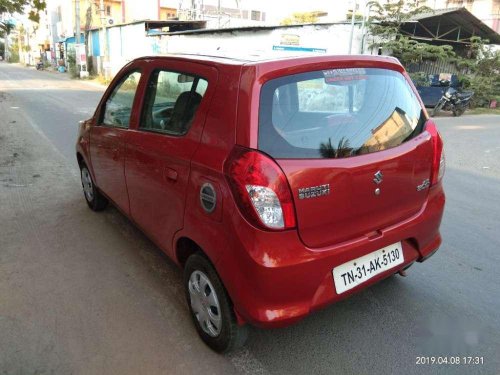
[164,167,178,182]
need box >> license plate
[332,242,404,294]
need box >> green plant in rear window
[319,137,353,158]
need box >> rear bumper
[216,183,445,328]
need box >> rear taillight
[425,120,445,185]
[224,146,296,230]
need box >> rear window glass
[258,68,425,159]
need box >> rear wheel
[80,165,108,211]
[184,252,248,353]
[453,106,465,117]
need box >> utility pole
[75,0,81,43]
[348,0,357,54]
[100,0,109,78]
[217,0,221,28]
[4,30,8,61]
[360,1,375,54]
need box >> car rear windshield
[258,68,426,159]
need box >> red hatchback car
[76,54,445,352]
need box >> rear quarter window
[258,68,425,159]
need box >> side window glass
[102,71,141,128]
[140,70,208,135]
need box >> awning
[399,7,500,45]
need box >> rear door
[125,60,218,254]
[257,67,433,248]
[90,69,143,214]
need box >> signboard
[272,45,326,53]
[280,34,300,46]
[75,43,86,66]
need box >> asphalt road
[1,62,499,375]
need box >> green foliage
[320,137,353,159]
[367,1,499,108]
[8,38,19,62]
[456,38,500,107]
[0,20,15,36]
[381,35,455,64]
[67,49,78,78]
[409,72,429,87]
[86,56,95,76]
[369,0,431,39]
[368,0,455,66]
[0,0,46,23]
[368,1,499,108]
[280,12,318,25]
[463,75,499,107]
[346,12,364,22]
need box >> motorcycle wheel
[432,100,445,117]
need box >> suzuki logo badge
[373,171,383,185]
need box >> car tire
[80,164,108,211]
[184,252,248,353]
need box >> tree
[368,1,498,108]
[320,137,353,158]
[0,0,46,24]
[455,37,500,107]
[367,0,455,66]
[0,20,15,36]
[84,3,94,74]
[0,21,15,61]
[1,0,42,60]
[280,12,318,26]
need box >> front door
[125,61,217,255]
[90,70,143,214]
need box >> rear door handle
[164,167,178,182]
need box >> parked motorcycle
[36,61,44,71]
[432,81,474,117]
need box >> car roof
[134,53,402,68]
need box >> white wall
[94,22,370,76]
[106,23,154,74]
[164,23,365,56]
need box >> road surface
[1,63,499,375]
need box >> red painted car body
[76,54,445,328]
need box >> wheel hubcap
[81,168,94,202]
[188,270,222,337]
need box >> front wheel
[184,252,248,353]
[432,100,445,117]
